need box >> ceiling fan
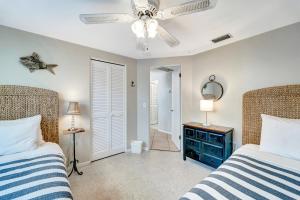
[79,0,217,52]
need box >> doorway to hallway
[149,65,181,152]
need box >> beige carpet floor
[150,128,179,152]
[69,151,213,200]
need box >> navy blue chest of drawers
[183,122,233,168]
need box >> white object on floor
[131,140,143,154]
[260,114,300,160]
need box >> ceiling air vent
[212,34,232,43]
[157,67,174,72]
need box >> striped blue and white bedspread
[180,144,300,200]
[0,143,72,200]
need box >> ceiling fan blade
[157,25,180,47]
[157,0,217,20]
[132,0,149,10]
[79,13,135,24]
[136,38,150,52]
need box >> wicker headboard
[243,85,300,145]
[0,85,59,143]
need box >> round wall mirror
[201,75,224,101]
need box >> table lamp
[67,101,80,131]
[200,100,214,126]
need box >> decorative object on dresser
[183,122,233,168]
[200,99,214,126]
[19,52,58,75]
[201,75,224,101]
[67,101,80,131]
[64,128,85,177]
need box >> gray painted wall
[137,22,300,149]
[0,25,137,163]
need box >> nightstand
[183,122,233,168]
[64,128,85,177]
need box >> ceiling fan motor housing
[132,0,160,18]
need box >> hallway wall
[150,70,172,133]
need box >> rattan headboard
[0,85,59,143]
[243,85,300,145]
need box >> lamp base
[202,123,211,127]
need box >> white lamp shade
[200,100,214,112]
[67,102,80,115]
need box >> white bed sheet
[0,142,65,163]
[234,144,300,173]
[180,144,300,200]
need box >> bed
[180,85,300,200]
[0,85,72,199]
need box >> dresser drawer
[195,130,207,141]
[201,154,223,168]
[185,128,195,139]
[202,142,223,158]
[185,148,199,161]
[208,132,224,146]
[185,138,201,152]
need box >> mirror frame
[201,75,224,101]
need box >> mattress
[180,144,300,200]
[0,142,72,200]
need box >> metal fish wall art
[20,52,58,75]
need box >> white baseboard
[158,129,172,135]
[77,161,91,168]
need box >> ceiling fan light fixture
[146,19,158,38]
[131,20,146,38]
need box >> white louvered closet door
[110,65,125,154]
[91,60,126,161]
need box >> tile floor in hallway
[150,127,179,152]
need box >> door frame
[89,57,127,161]
[150,80,159,125]
[149,65,182,151]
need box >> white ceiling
[0,0,300,59]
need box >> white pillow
[260,114,300,160]
[3,115,45,144]
[0,115,42,155]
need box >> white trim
[148,65,182,152]
[125,147,148,153]
[157,129,172,135]
[77,161,91,168]
[124,65,128,152]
